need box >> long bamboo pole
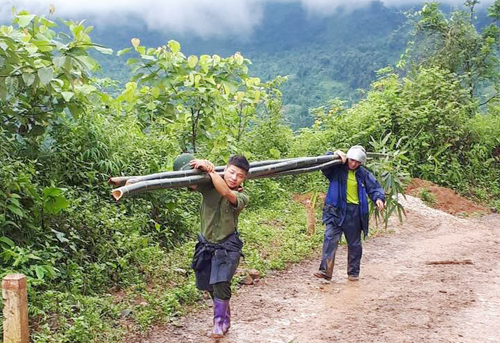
[109,151,388,188]
[252,159,343,179]
[111,155,342,201]
[108,157,311,187]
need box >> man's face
[347,159,361,171]
[223,164,246,189]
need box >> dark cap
[173,153,195,171]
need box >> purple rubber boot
[212,298,229,339]
[222,303,231,334]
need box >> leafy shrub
[419,189,437,207]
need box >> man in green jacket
[174,153,250,339]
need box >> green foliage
[459,112,500,202]
[238,199,323,273]
[286,0,500,223]
[241,90,293,161]
[419,188,437,206]
[402,1,500,107]
[378,67,473,184]
[0,12,109,142]
[43,187,69,215]
[303,65,475,188]
[228,1,410,130]
[291,1,500,212]
[0,9,319,342]
[29,291,123,343]
[118,39,286,157]
[89,1,410,130]
[0,129,41,244]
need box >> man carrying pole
[314,145,385,282]
[173,153,250,339]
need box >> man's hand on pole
[334,150,347,163]
[190,159,215,173]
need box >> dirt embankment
[405,178,490,216]
[128,182,500,343]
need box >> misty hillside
[2,1,491,129]
[87,1,411,128]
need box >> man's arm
[322,150,345,180]
[364,170,386,211]
[189,159,240,205]
[208,172,238,205]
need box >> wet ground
[128,195,500,343]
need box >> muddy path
[131,195,500,343]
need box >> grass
[239,199,323,273]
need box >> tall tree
[118,40,284,157]
[400,1,500,108]
[0,11,110,145]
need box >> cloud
[0,0,266,37]
[295,0,495,16]
[1,0,496,37]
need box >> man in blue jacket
[314,145,385,281]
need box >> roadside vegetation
[1,1,499,342]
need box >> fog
[0,0,495,37]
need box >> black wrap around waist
[191,231,243,272]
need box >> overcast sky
[0,0,496,37]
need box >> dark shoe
[212,298,229,338]
[348,275,359,281]
[313,271,332,281]
[222,303,230,334]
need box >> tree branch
[479,93,499,106]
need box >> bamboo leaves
[368,134,409,227]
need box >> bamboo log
[111,156,342,201]
[252,159,342,179]
[249,155,337,177]
[2,274,29,343]
[108,152,386,187]
[108,157,308,187]
[112,174,214,200]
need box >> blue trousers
[319,204,362,278]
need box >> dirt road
[135,195,500,343]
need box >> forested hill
[89,1,411,129]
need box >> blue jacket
[322,158,385,237]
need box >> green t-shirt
[198,182,249,243]
[346,170,359,204]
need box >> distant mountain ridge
[86,1,480,128]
